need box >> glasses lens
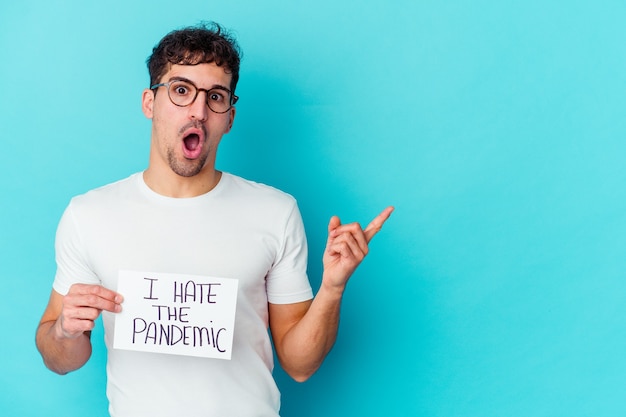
[168,81,196,106]
[206,89,232,113]
[165,81,233,113]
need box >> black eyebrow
[168,77,231,92]
[168,76,194,84]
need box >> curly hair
[147,22,242,93]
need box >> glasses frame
[150,78,239,114]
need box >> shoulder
[219,173,302,226]
[68,173,140,210]
[221,172,297,206]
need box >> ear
[141,89,155,119]
[225,106,236,133]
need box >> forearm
[275,281,344,382]
[275,207,393,381]
[35,320,92,375]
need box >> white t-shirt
[53,172,313,417]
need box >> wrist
[319,277,346,299]
[53,317,83,341]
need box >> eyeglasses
[150,79,239,114]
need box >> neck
[143,167,222,198]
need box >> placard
[113,270,238,359]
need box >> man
[36,22,393,417]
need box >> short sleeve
[52,201,100,295]
[265,202,313,304]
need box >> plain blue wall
[2,1,626,416]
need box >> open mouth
[182,131,203,159]
[183,133,200,152]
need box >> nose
[188,90,209,122]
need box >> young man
[36,22,393,417]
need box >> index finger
[70,283,124,304]
[364,206,394,242]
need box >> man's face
[142,62,236,178]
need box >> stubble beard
[167,147,210,178]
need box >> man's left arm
[269,206,394,382]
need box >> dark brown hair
[147,22,242,93]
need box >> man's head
[147,22,241,93]
[141,23,241,191]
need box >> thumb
[328,215,341,234]
[325,215,342,256]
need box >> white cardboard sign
[113,270,238,360]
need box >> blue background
[2,1,626,416]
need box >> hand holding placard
[113,271,238,359]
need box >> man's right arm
[36,284,123,375]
